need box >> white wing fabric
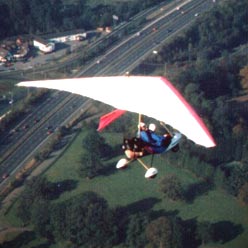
[17,76,216,148]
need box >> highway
[0,92,86,183]
[77,0,215,76]
[0,0,216,184]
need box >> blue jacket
[140,130,167,153]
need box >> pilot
[140,123,172,154]
[123,123,172,159]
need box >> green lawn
[43,129,248,248]
[45,131,198,205]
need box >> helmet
[138,122,146,129]
[149,123,156,132]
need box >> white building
[48,32,87,43]
[33,36,55,53]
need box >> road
[0,0,216,184]
[77,0,215,76]
[0,92,87,183]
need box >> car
[2,173,9,179]
[10,128,18,134]
[22,124,29,130]
[47,129,53,135]
[46,125,52,130]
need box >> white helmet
[138,122,146,129]
[149,123,156,132]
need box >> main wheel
[145,167,158,179]
[116,158,129,169]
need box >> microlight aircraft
[18,76,216,179]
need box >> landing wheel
[172,144,180,152]
[145,167,158,179]
[116,158,129,169]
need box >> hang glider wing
[17,76,216,148]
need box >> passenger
[140,123,172,153]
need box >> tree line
[0,0,165,39]
[12,169,244,248]
[14,175,238,248]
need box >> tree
[240,65,248,93]
[80,151,103,178]
[29,0,53,33]
[145,216,182,248]
[82,129,111,158]
[67,192,118,247]
[159,174,184,201]
[31,199,52,238]
[50,203,69,241]
[49,191,119,246]
[17,176,55,223]
[125,213,149,248]
[50,0,64,30]
[0,2,12,38]
[6,0,31,34]
[196,221,213,245]
[222,162,248,196]
[80,129,113,178]
[238,182,248,205]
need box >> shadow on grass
[184,180,213,203]
[99,161,119,177]
[212,221,244,243]
[122,197,161,216]
[179,218,244,247]
[30,242,51,248]
[2,231,36,248]
[149,209,180,220]
[101,145,124,161]
[111,145,124,157]
[46,179,78,200]
[181,218,201,248]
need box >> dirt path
[0,226,31,243]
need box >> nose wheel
[116,158,158,179]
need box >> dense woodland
[1,0,248,248]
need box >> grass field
[42,129,248,248]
